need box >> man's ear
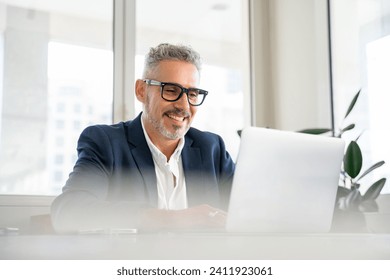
[135,79,146,103]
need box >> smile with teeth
[166,113,186,122]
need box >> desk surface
[1,233,390,260]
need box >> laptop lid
[226,127,345,233]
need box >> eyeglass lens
[162,84,203,105]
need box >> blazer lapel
[126,114,158,207]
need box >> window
[331,0,390,193]
[0,0,113,195]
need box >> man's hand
[140,204,227,230]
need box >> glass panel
[0,0,113,195]
[135,0,250,160]
[331,0,390,193]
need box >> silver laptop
[226,127,345,233]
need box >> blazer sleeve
[50,125,147,233]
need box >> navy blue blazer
[51,113,235,231]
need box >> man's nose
[174,91,191,109]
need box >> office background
[0,0,389,230]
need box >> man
[51,43,235,233]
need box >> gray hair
[142,43,202,78]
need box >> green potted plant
[300,90,387,232]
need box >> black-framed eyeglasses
[143,79,208,106]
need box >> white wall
[251,0,332,131]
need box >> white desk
[1,233,390,259]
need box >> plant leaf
[340,124,355,133]
[343,141,363,179]
[344,89,361,119]
[298,128,331,135]
[363,178,386,201]
[356,161,385,182]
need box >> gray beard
[143,110,189,140]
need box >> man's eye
[188,92,198,99]
[164,86,180,93]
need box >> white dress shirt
[141,120,188,210]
